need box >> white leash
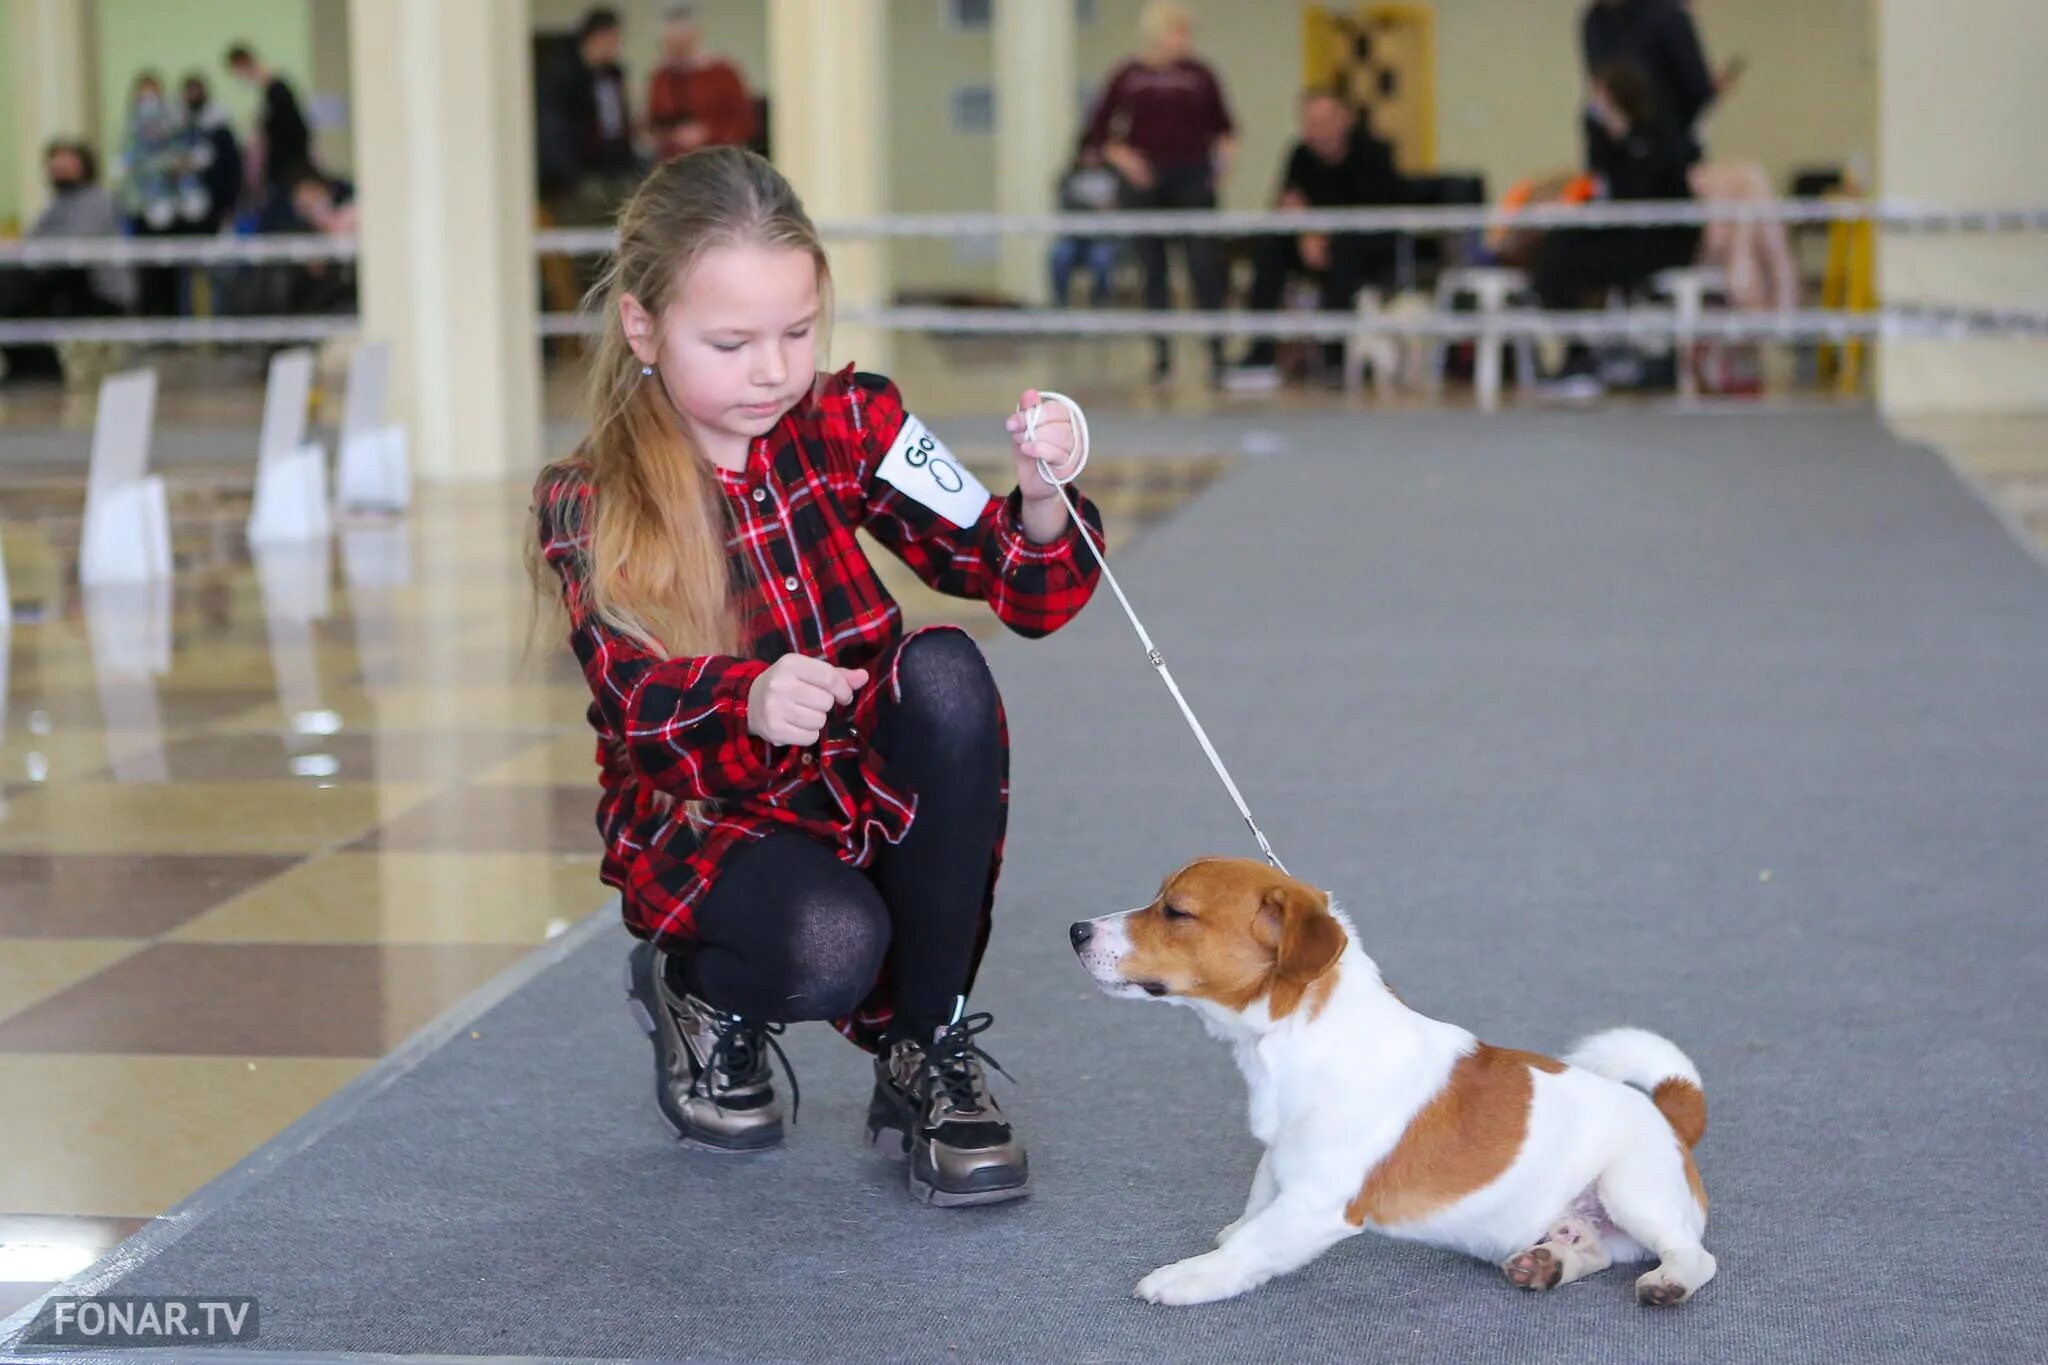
[1024,392,1287,875]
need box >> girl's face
[623,242,820,468]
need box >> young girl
[532,148,1101,1208]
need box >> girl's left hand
[1006,389,1081,503]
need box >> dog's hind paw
[1502,1247,1564,1291]
[1636,1274,1691,1307]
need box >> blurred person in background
[1532,60,1701,398]
[1580,0,1720,168]
[287,173,358,312]
[0,141,136,385]
[181,73,245,232]
[538,7,645,225]
[226,42,315,214]
[1224,89,1410,390]
[1081,0,1236,384]
[1048,140,1125,308]
[646,4,756,162]
[119,72,210,316]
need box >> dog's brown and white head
[1069,858,1349,1029]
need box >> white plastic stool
[1651,266,1731,401]
[1431,266,1538,412]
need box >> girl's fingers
[786,680,837,711]
[785,694,832,726]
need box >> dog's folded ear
[1255,880,1347,984]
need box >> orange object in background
[1485,171,1597,265]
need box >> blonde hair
[533,148,832,659]
[1139,1,1191,52]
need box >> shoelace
[702,1011,801,1123]
[919,1011,1012,1117]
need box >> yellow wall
[0,25,19,232]
[1876,0,2048,413]
[1435,0,1874,196]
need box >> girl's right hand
[747,655,870,748]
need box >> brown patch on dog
[1682,1148,1708,1214]
[1113,860,1346,1017]
[1299,969,1338,1023]
[1512,1048,1566,1075]
[1652,1077,1707,1149]
[1345,1045,1546,1227]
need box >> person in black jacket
[1225,90,1409,386]
[1532,60,1702,391]
[226,43,313,195]
[1580,0,1718,166]
[537,7,645,227]
[181,74,244,231]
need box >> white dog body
[1071,860,1713,1308]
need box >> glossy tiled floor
[0,350,1236,1312]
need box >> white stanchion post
[79,369,173,587]
[247,348,333,544]
[335,340,411,513]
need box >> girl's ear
[620,292,658,366]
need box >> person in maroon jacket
[1081,1,1236,382]
[646,4,757,161]
[532,149,1103,1207]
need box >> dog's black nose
[1069,921,1093,949]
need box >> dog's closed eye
[1161,904,1195,921]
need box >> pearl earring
[640,365,654,377]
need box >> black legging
[675,629,1003,1042]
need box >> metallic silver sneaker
[865,1007,1029,1207]
[624,942,792,1152]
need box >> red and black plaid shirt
[535,368,1102,1035]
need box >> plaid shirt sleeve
[533,466,781,801]
[835,371,1103,639]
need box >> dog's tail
[1564,1027,1706,1149]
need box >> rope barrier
[536,197,2048,253]
[4,197,2045,270]
[9,303,2046,348]
[0,316,358,345]
[0,233,355,267]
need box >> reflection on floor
[0,425,1233,1313]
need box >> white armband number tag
[876,414,991,527]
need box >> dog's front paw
[1133,1253,1260,1306]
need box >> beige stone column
[348,0,542,481]
[1876,0,2048,414]
[994,0,1075,306]
[7,0,97,225]
[767,0,890,371]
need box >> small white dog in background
[1069,858,1714,1308]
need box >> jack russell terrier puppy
[1069,858,1713,1308]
